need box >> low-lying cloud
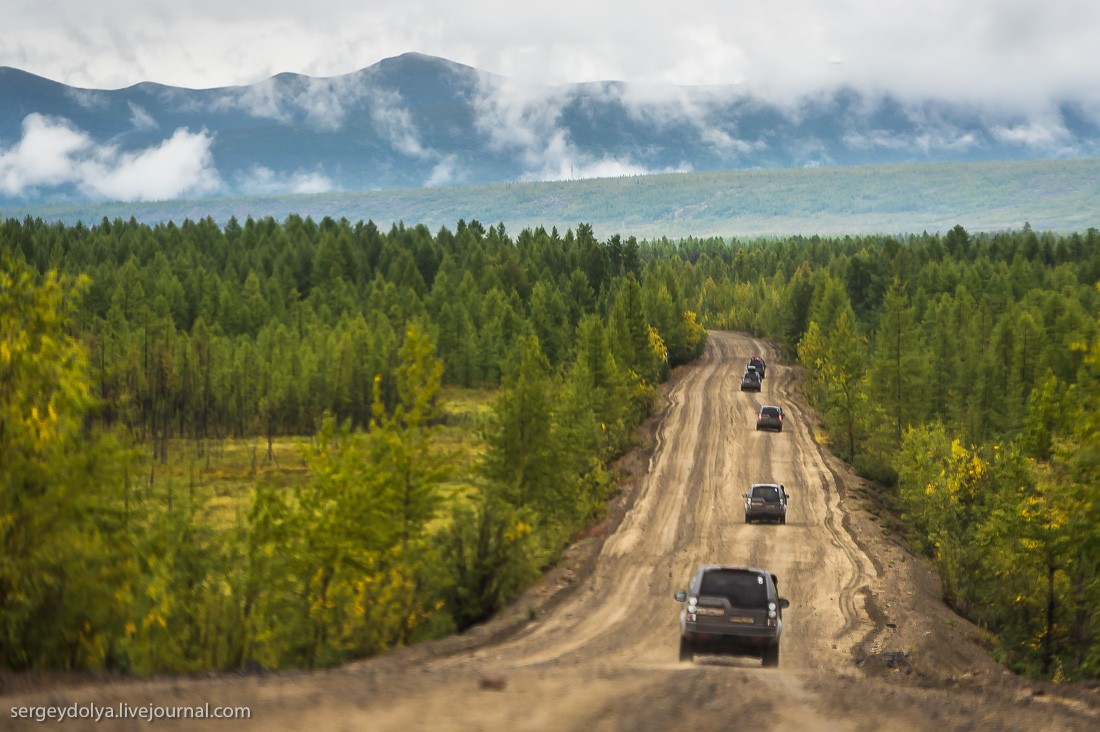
[370,88,430,158]
[990,120,1073,150]
[213,74,370,130]
[237,166,335,195]
[473,76,689,181]
[0,113,221,201]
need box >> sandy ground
[4,331,1099,731]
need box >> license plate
[729,616,755,624]
[696,607,724,616]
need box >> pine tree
[609,274,658,382]
[481,336,566,519]
[869,278,928,448]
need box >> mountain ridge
[2,53,1099,207]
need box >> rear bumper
[683,627,779,654]
[746,507,785,520]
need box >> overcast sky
[4,0,1099,112]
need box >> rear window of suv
[761,407,780,417]
[698,569,768,607]
[751,485,781,501]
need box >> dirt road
[5,331,1099,730]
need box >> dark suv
[743,483,790,524]
[756,405,784,431]
[748,356,766,379]
[675,565,790,667]
[740,368,761,392]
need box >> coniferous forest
[1,215,1098,680]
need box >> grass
[131,387,497,532]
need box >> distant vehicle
[749,356,766,379]
[740,369,761,392]
[675,565,790,667]
[743,483,790,524]
[756,405,784,431]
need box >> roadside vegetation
[0,217,704,673]
[2,215,1098,681]
[687,223,1100,680]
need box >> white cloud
[238,166,336,195]
[424,156,459,187]
[297,77,366,130]
[223,78,292,122]
[0,113,222,201]
[0,114,87,194]
[990,120,1072,149]
[65,88,111,110]
[472,77,587,178]
[606,82,766,157]
[76,128,221,200]
[473,76,571,160]
[370,88,429,158]
[471,76,687,182]
[208,74,369,130]
[128,102,158,130]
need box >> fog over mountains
[2,52,1098,205]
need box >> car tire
[780,516,786,525]
[745,514,751,524]
[762,644,779,668]
[679,637,694,663]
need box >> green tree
[433,492,537,631]
[481,336,564,516]
[0,255,134,669]
[798,302,869,462]
[528,280,571,368]
[609,274,660,383]
[869,278,928,449]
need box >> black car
[740,369,761,392]
[675,565,790,667]
[756,405,784,431]
[749,356,766,379]
[743,483,790,524]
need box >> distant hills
[2,52,1100,208]
[5,159,1098,240]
